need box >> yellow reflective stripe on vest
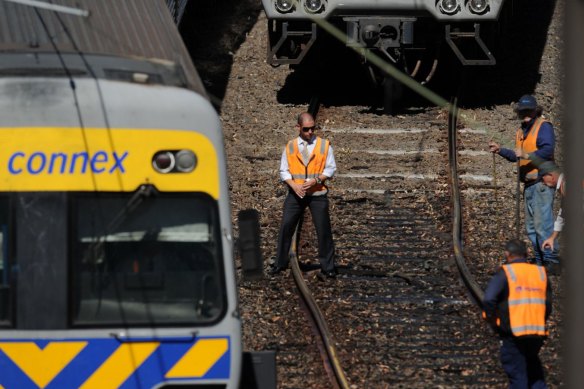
[288,140,295,156]
[511,325,547,333]
[319,138,326,154]
[505,264,517,282]
[291,173,319,179]
[508,298,546,305]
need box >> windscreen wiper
[83,184,156,266]
[85,184,156,317]
[1,0,89,17]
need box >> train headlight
[152,151,175,173]
[153,150,197,173]
[275,0,294,13]
[438,0,460,14]
[468,0,489,14]
[304,0,324,13]
[175,150,197,173]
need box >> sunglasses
[301,126,316,132]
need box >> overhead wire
[32,3,122,325]
[33,8,95,185]
[34,2,154,331]
[52,6,124,190]
[50,6,200,378]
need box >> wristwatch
[315,177,322,185]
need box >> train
[261,0,510,110]
[0,0,270,388]
[165,0,189,25]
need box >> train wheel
[382,75,403,115]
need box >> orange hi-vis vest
[515,117,549,182]
[286,137,330,195]
[502,263,548,337]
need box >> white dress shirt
[553,173,564,232]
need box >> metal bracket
[445,23,495,66]
[267,21,317,66]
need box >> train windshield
[71,192,226,327]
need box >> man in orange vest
[483,239,552,388]
[270,112,337,278]
[488,95,558,266]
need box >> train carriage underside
[262,0,510,111]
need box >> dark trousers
[500,337,547,389]
[275,192,335,272]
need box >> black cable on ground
[289,224,349,389]
[448,98,485,305]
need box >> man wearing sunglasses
[271,112,337,278]
[488,94,558,267]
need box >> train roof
[0,0,205,94]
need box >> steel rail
[289,226,350,389]
[448,98,485,305]
[285,97,484,386]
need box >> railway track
[185,0,564,386]
[234,101,562,387]
[280,102,508,388]
[275,98,564,388]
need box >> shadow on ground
[178,0,263,110]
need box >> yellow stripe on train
[165,338,228,378]
[0,342,87,388]
[0,127,220,198]
[79,343,159,389]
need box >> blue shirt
[498,118,555,162]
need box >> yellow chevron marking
[79,342,159,389]
[165,338,228,378]
[0,342,87,388]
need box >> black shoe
[319,269,337,279]
[269,265,288,275]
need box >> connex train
[0,0,267,388]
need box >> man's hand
[542,236,556,251]
[290,182,306,198]
[482,311,499,333]
[301,178,317,191]
[514,148,528,159]
[488,141,500,154]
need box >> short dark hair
[505,239,527,256]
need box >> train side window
[0,196,11,325]
[70,193,226,327]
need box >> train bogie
[264,0,505,67]
[262,0,509,112]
